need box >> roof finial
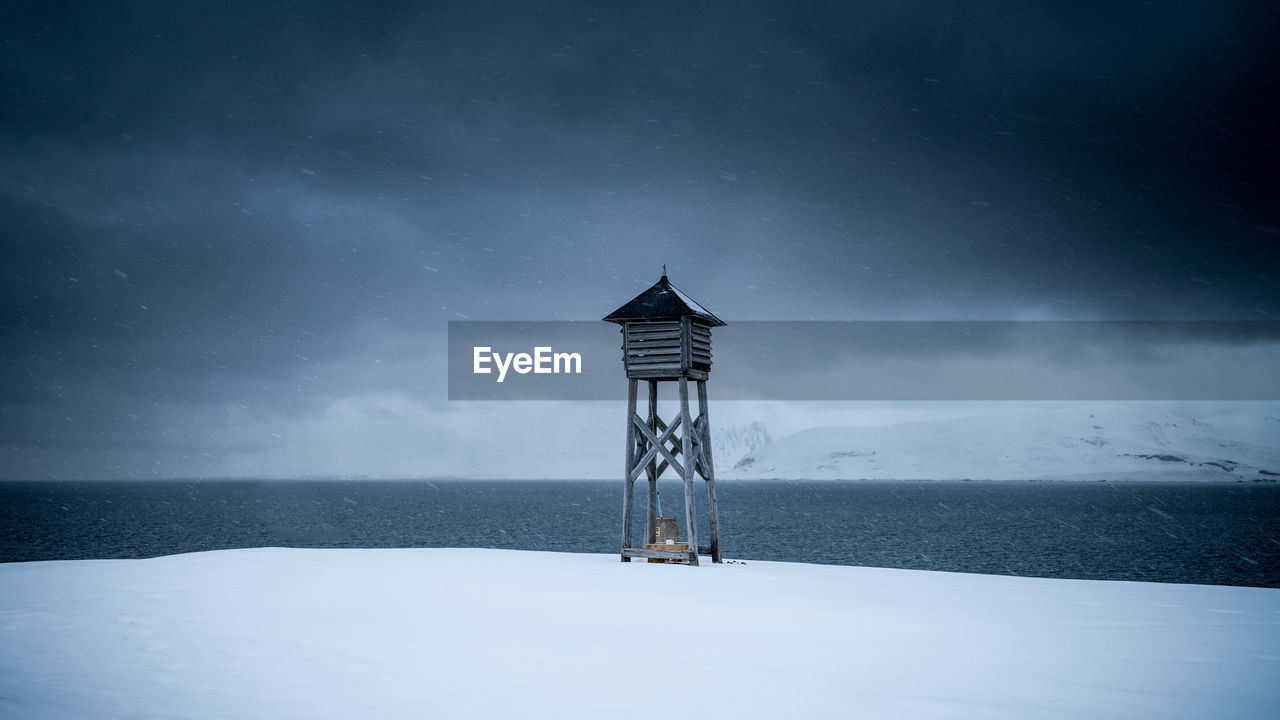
[662,263,667,280]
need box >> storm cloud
[1,1,1276,478]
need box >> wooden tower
[604,271,724,565]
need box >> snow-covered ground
[2,548,1276,719]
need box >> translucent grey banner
[447,321,1280,400]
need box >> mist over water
[3,479,1276,588]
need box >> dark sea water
[2,479,1278,588]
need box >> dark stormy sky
[2,1,1277,478]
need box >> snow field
[1,548,1277,719]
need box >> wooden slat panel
[627,371,709,380]
[626,326,681,336]
[628,357,683,366]
[644,542,689,551]
[628,368,684,379]
[630,366,684,374]
[625,367,710,377]
[628,320,681,328]
[629,336,681,344]
[621,547,697,561]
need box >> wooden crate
[653,517,680,544]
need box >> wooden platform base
[621,544,696,564]
[645,542,688,564]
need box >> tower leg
[621,378,638,562]
[678,376,700,565]
[646,380,659,545]
[698,380,722,563]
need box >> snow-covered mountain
[709,421,772,470]
[726,405,1280,480]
